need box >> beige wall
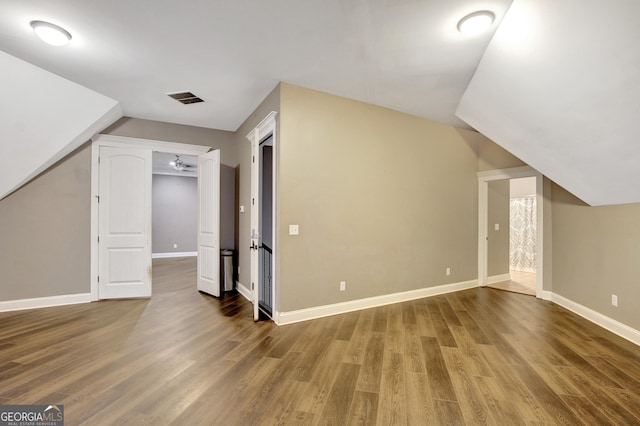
[0,118,239,303]
[0,144,91,301]
[476,134,526,171]
[487,180,510,277]
[233,84,281,288]
[277,84,480,311]
[551,183,640,330]
[104,117,238,166]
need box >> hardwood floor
[487,270,536,296]
[2,257,640,425]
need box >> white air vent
[167,91,204,104]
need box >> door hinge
[97,236,100,243]
[252,155,255,163]
[97,275,100,283]
[98,156,100,164]
[251,282,254,290]
[95,195,100,203]
[252,198,255,205]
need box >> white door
[250,131,260,320]
[197,150,221,296]
[98,146,152,299]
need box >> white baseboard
[236,281,252,302]
[276,279,478,326]
[486,273,511,285]
[539,290,552,301]
[551,293,640,346]
[511,267,537,273]
[0,293,91,313]
[152,251,197,259]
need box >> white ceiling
[0,51,120,200]
[0,0,511,131]
[457,0,640,206]
[3,0,639,206]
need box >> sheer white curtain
[510,197,536,272]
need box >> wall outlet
[289,224,299,235]
[173,243,178,249]
[340,281,346,291]
[612,294,618,307]
[446,267,451,276]
[240,205,245,213]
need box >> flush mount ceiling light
[30,20,72,46]
[457,11,495,35]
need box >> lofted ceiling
[2,0,639,206]
[0,51,120,200]
[0,0,511,131]
[457,0,640,206]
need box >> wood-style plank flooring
[487,270,536,296]
[2,257,640,425]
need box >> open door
[247,112,277,322]
[250,129,260,320]
[197,150,221,296]
[98,146,152,299]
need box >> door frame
[246,111,278,321]
[90,134,209,301]
[477,166,551,299]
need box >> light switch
[289,224,299,235]
[494,223,500,231]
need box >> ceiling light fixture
[457,11,495,35]
[30,20,72,46]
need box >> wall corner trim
[236,281,252,302]
[551,293,640,346]
[0,293,91,313]
[276,279,478,325]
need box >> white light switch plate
[289,224,299,235]
[494,223,500,231]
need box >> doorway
[485,177,537,295]
[259,135,274,316]
[247,111,278,322]
[477,166,547,299]
[90,135,219,300]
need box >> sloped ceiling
[0,0,512,131]
[456,0,640,206]
[0,51,121,200]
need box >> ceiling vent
[166,91,204,104]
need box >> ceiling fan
[169,155,195,172]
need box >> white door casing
[477,166,548,299]
[91,134,210,301]
[98,146,152,299]
[250,128,260,321]
[246,111,278,322]
[197,150,221,297]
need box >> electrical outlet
[340,281,346,291]
[173,243,178,249]
[612,294,618,307]
[446,267,451,276]
[289,224,299,235]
